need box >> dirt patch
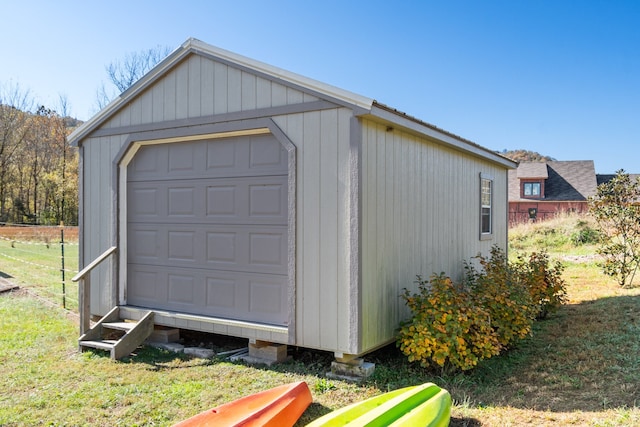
[560,254,602,263]
[0,225,78,243]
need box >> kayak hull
[173,381,312,427]
[306,382,451,427]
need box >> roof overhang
[365,102,516,169]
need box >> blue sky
[1,0,638,173]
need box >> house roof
[509,161,598,202]
[516,162,548,179]
[68,38,515,169]
[597,173,640,186]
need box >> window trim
[480,173,493,240]
[522,180,542,199]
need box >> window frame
[522,181,542,198]
[480,173,493,240]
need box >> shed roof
[508,161,598,201]
[68,38,515,169]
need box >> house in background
[68,38,515,368]
[508,160,598,224]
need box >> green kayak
[306,382,451,427]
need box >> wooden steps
[78,306,154,360]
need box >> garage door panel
[248,136,288,171]
[129,229,161,261]
[129,134,286,182]
[128,187,162,218]
[127,264,288,325]
[129,223,287,275]
[129,177,287,225]
[167,231,197,261]
[131,144,168,178]
[167,187,197,217]
[128,268,165,303]
[168,142,201,174]
[248,183,287,220]
[249,279,284,315]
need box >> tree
[96,45,171,109]
[0,82,33,221]
[589,170,640,288]
[0,88,78,225]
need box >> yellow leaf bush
[398,246,567,372]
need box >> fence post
[60,226,66,309]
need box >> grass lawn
[1,218,639,426]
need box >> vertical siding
[272,108,354,354]
[101,54,319,129]
[82,134,128,315]
[360,120,508,353]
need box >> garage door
[126,133,289,326]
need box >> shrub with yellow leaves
[398,246,567,372]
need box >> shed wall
[80,134,128,312]
[360,119,509,353]
[272,109,355,354]
[80,52,359,354]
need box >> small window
[523,182,541,197]
[480,175,492,238]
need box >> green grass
[0,237,78,310]
[1,218,640,426]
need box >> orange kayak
[172,381,312,427]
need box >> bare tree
[96,45,172,109]
[0,82,33,221]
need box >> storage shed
[68,38,515,362]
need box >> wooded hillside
[0,102,79,225]
[500,149,555,163]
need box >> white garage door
[126,133,289,326]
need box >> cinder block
[148,327,180,343]
[248,342,288,362]
[327,360,376,382]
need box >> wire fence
[0,225,79,312]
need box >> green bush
[398,246,567,372]
[466,247,536,347]
[570,226,600,245]
[515,251,567,319]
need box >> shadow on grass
[443,294,640,413]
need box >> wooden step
[102,321,136,332]
[79,340,117,350]
[78,306,155,360]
